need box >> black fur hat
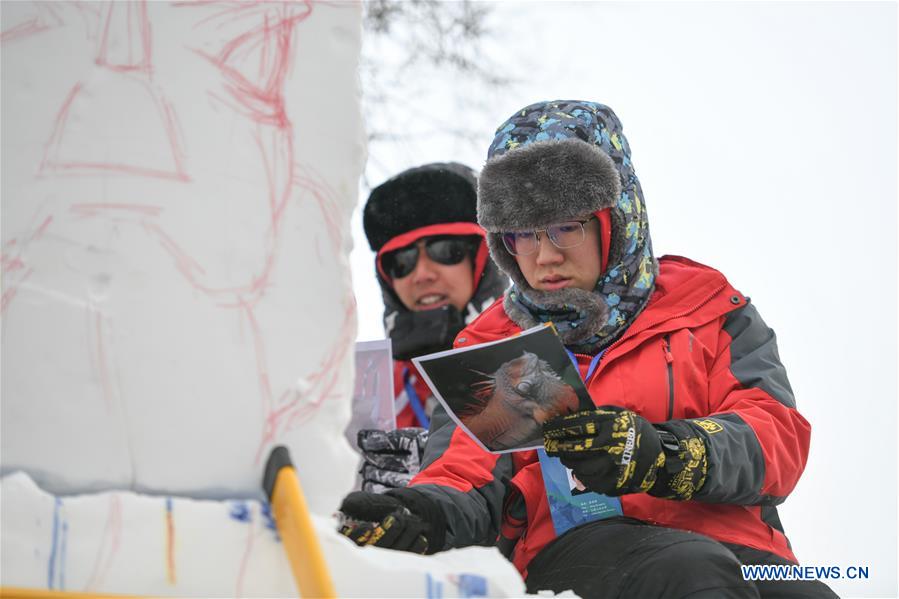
[364,163,479,252]
[363,162,508,360]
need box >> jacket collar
[602,255,745,360]
[456,256,745,352]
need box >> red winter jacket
[393,359,434,428]
[408,256,811,578]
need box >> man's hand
[543,406,665,496]
[543,406,709,499]
[338,491,430,554]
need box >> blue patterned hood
[477,100,658,351]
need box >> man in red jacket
[340,102,836,598]
[356,163,507,492]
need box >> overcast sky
[349,3,897,597]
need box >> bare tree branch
[359,0,517,189]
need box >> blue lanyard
[565,349,605,383]
[402,367,430,429]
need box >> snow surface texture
[1,0,363,508]
[0,2,532,596]
[0,472,529,597]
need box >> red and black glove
[337,487,446,554]
[543,406,708,499]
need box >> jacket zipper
[663,334,674,420]
[591,282,730,384]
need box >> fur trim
[474,99,658,353]
[503,286,610,346]
[478,139,621,231]
[486,232,526,289]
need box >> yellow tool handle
[263,446,337,599]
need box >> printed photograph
[414,325,592,453]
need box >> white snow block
[1,471,529,598]
[1,0,365,512]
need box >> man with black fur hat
[339,102,836,598]
[355,163,507,493]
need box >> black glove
[543,406,708,499]
[337,487,446,554]
[357,427,429,493]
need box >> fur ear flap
[478,139,621,232]
[486,232,528,289]
[502,285,611,346]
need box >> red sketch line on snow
[245,294,297,464]
[30,0,349,460]
[1,18,51,44]
[90,302,118,412]
[141,221,208,281]
[187,2,313,128]
[39,1,189,182]
[294,165,344,257]
[71,204,164,218]
[84,494,123,592]
[240,300,274,418]
[31,216,55,241]
[139,164,342,462]
[1,210,55,314]
[1,268,33,315]
[71,1,103,36]
[1,250,27,273]
[235,515,255,598]
[39,81,83,166]
[254,127,295,230]
[118,1,314,305]
[183,1,311,236]
[285,296,356,431]
[254,388,295,465]
[250,164,355,458]
[0,4,64,45]
[96,1,152,73]
[1,212,53,315]
[39,78,189,181]
[252,293,355,463]
[173,1,268,26]
[141,219,280,307]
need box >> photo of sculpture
[414,325,592,453]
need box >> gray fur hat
[478,138,620,232]
[477,100,658,351]
[479,138,623,291]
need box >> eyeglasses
[382,237,473,279]
[501,216,596,256]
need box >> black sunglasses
[382,237,473,279]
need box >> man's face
[514,216,602,292]
[390,238,475,312]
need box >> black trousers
[723,542,840,599]
[525,517,839,599]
